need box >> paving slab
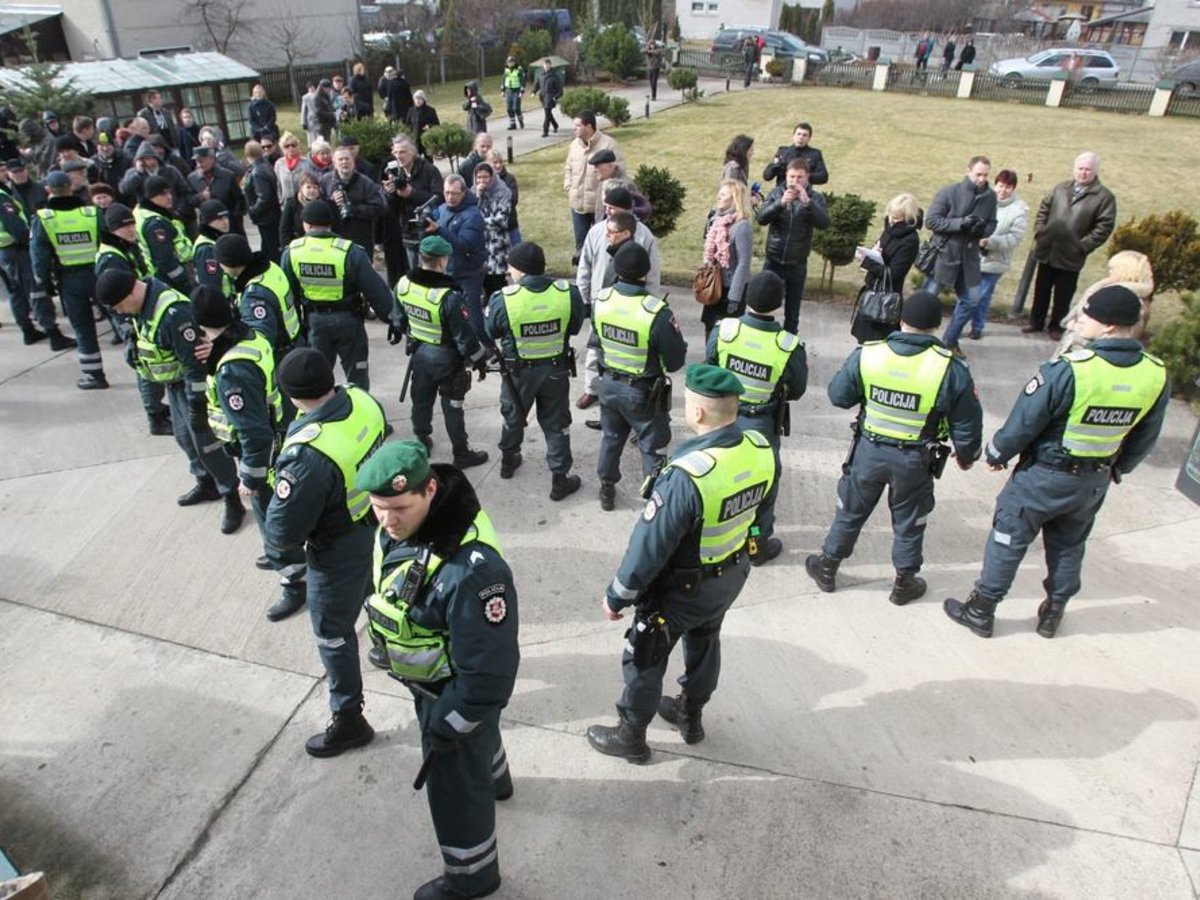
[0,602,316,900]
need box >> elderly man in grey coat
[923,155,997,358]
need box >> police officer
[945,285,1169,639]
[358,440,519,900]
[391,235,490,469]
[191,287,308,622]
[135,175,193,292]
[500,55,526,130]
[193,199,231,294]
[1,164,72,348]
[94,268,244,532]
[97,202,172,435]
[29,171,108,390]
[805,292,983,604]
[593,241,687,511]
[484,240,586,499]
[587,364,778,762]
[214,233,302,363]
[264,348,386,755]
[281,199,393,390]
[706,271,808,566]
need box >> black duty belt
[601,368,654,386]
[701,549,744,578]
[306,300,357,314]
[1035,457,1112,475]
[863,433,928,450]
[511,355,568,369]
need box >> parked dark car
[710,27,829,64]
[1166,58,1200,96]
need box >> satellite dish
[1066,20,1082,41]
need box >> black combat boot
[750,536,783,567]
[499,452,522,479]
[549,472,581,501]
[367,643,389,668]
[76,373,109,390]
[1036,599,1067,639]
[177,477,220,506]
[265,590,305,622]
[21,324,47,345]
[413,875,501,899]
[658,694,705,744]
[305,698,375,758]
[889,572,927,606]
[494,766,514,801]
[599,481,616,511]
[255,554,273,570]
[586,714,651,763]
[417,434,433,452]
[453,448,489,469]
[220,493,245,534]
[148,412,173,436]
[47,328,77,351]
[805,553,839,592]
[943,590,998,638]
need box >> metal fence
[1166,90,1200,119]
[675,49,744,78]
[886,65,963,97]
[804,61,874,89]
[971,71,1055,106]
[1060,82,1156,114]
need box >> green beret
[685,363,745,398]
[419,235,453,258]
[356,440,432,496]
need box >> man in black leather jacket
[754,157,828,334]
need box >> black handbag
[855,269,902,325]
[914,234,947,276]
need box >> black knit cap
[144,175,171,198]
[508,241,546,276]
[745,271,784,313]
[901,291,943,330]
[277,348,336,400]
[214,233,253,267]
[1082,284,1141,326]
[105,203,135,229]
[613,242,650,283]
[604,186,633,210]
[191,284,234,328]
[95,268,137,308]
[301,199,335,226]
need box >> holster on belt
[567,346,578,378]
[928,442,951,479]
[626,609,671,669]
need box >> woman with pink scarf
[700,179,754,340]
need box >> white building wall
[678,0,782,41]
[1142,0,1200,50]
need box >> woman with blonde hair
[852,192,922,342]
[700,178,754,339]
[1054,250,1154,357]
[274,131,306,201]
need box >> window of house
[180,86,220,130]
[1080,5,1094,18]
[1169,30,1200,50]
[220,82,254,141]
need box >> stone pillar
[957,66,976,99]
[1149,81,1174,117]
[1046,71,1068,107]
[791,57,808,84]
[873,59,890,91]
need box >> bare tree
[187,0,253,55]
[263,9,317,104]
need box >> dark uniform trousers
[308,309,370,390]
[410,343,472,455]
[738,410,780,540]
[597,374,669,484]
[822,437,936,575]
[138,376,169,421]
[1,248,55,331]
[165,381,239,494]
[253,485,308,601]
[303,522,373,712]
[56,267,104,378]
[499,362,573,474]
[415,698,504,896]
[976,462,1110,604]
[619,558,750,725]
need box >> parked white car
[990,48,1120,89]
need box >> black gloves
[962,215,987,238]
[386,323,403,345]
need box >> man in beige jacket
[564,109,622,263]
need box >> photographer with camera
[319,146,385,255]
[381,134,444,286]
[923,156,997,359]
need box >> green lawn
[280,83,1199,317]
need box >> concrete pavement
[2,291,1200,898]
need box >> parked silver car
[1166,58,1200,96]
[990,48,1120,89]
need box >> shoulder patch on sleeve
[180,325,196,343]
[482,592,508,624]
[252,303,268,320]
[155,230,168,243]
[226,391,244,411]
[205,260,218,275]
[469,549,486,566]
[1023,372,1045,396]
